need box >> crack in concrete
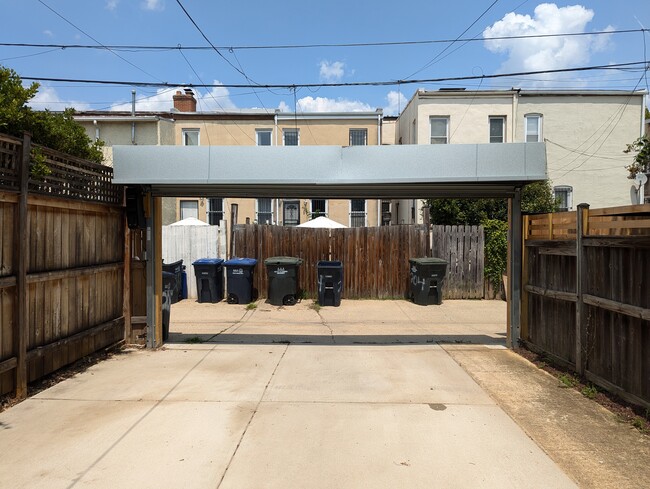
[216,342,290,489]
[316,310,337,344]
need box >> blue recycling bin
[224,258,258,304]
[192,258,224,303]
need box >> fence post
[13,132,31,398]
[229,203,238,259]
[575,203,589,375]
[507,188,522,348]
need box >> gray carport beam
[112,143,547,198]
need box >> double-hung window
[257,198,273,224]
[489,117,505,143]
[525,114,542,142]
[430,117,449,144]
[349,129,367,146]
[283,129,299,146]
[256,129,272,146]
[180,200,199,220]
[553,186,573,212]
[350,199,366,227]
[182,128,200,146]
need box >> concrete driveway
[0,300,578,488]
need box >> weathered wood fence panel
[233,224,429,300]
[162,223,227,299]
[431,225,484,299]
[0,133,125,398]
[523,204,650,408]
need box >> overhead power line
[20,61,650,89]
[1,29,644,52]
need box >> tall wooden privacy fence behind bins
[233,224,430,299]
[0,133,125,398]
[523,204,650,408]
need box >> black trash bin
[264,256,303,306]
[409,258,448,305]
[224,258,258,304]
[162,271,176,341]
[162,259,184,303]
[192,258,224,303]
[317,260,343,307]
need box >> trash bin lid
[224,258,258,267]
[264,256,303,266]
[409,257,448,266]
[192,258,224,266]
[317,260,343,268]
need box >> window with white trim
[553,186,573,212]
[256,129,272,146]
[257,198,273,224]
[350,199,366,227]
[349,129,367,146]
[180,200,199,220]
[208,198,223,225]
[525,114,542,142]
[182,128,200,146]
[429,117,449,144]
[489,116,505,143]
[310,199,327,218]
[283,129,299,146]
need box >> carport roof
[112,142,546,199]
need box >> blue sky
[2,1,649,114]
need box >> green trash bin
[409,258,448,305]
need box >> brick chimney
[173,89,197,112]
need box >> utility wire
[36,0,162,82]
[2,29,644,52]
[20,61,650,89]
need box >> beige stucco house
[391,88,647,223]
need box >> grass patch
[309,302,321,313]
[185,336,204,344]
[558,373,578,388]
[581,384,598,399]
[246,302,257,310]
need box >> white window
[525,114,542,142]
[489,116,505,143]
[430,117,449,144]
[349,129,367,146]
[553,186,573,212]
[182,128,200,146]
[257,198,273,224]
[208,198,223,225]
[350,199,367,227]
[310,199,327,218]
[283,129,299,146]
[256,129,272,146]
[180,200,199,220]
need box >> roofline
[415,88,648,97]
[74,115,175,123]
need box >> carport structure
[113,142,546,348]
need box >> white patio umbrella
[168,217,209,226]
[297,216,347,229]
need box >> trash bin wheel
[283,294,296,306]
[227,293,239,304]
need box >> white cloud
[109,82,237,112]
[483,3,613,86]
[384,91,407,116]
[142,0,164,11]
[105,0,118,11]
[43,30,53,37]
[319,61,345,81]
[279,96,373,113]
[28,86,90,111]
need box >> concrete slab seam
[65,344,220,489]
[216,342,290,489]
[201,309,254,343]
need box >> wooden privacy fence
[162,223,227,299]
[233,224,430,299]
[431,225,484,299]
[523,204,650,408]
[0,133,125,398]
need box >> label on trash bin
[232,268,244,275]
[275,267,287,275]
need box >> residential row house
[76,87,647,228]
[391,88,647,224]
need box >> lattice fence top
[0,133,122,205]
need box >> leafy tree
[624,133,650,179]
[0,65,103,165]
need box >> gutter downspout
[93,120,99,141]
[131,90,136,145]
[512,89,519,142]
